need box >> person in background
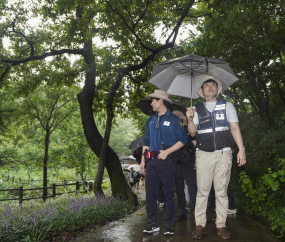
[127,167,139,189]
[172,110,197,222]
[187,76,246,240]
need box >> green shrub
[234,112,285,238]
[0,194,132,242]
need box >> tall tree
[0,0,198,205]
[22,85,77,197]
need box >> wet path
[74,190,280,242]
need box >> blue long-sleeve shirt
[143,109,187,152]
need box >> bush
[0,194,132,242]
[233,112,285,238]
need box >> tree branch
[1,49,84,66]
[105,0,154,52]
[50,108,77,134]
[49,97,77,128]
[0,67,11,84]
[47,93,60,126]
[166,0,195,43]
[27,96,46,130]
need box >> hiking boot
[192,225,204,239]
[164,227,174,235]
[227,209,237,215]
[175,214,187,222]
[143,224,160,233]
[217,227,233,239]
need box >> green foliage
[65,127,97,181]
[239,159,285,237]
[0,194,132,242]
[235,112,285,238]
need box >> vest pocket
[199,134,213,152]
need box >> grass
[0,193,133,242]
[0,166,111,203]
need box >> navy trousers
[157,183,164,203]
[175,156,197,216]
[146,157,176,228]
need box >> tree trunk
[77,39,138,205]
[43,129,50,198]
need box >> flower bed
[0,194,132,242]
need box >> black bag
[133,147,142,164]
[162,143,181,164]
[180,139,196,160]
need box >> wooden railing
[0,181,94,204]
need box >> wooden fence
[0,181,94,204]
[1,173,95,184]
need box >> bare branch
[1,49,83,66]
[49,97,77,128]
[105,0,154,52]
[133,0,150,28]
[0,67,11,83]
[27,96,46,130]
[47,93,60,125]
[50,108,77,134]
[10,14,35,56]
[166,0,195,43]
[118,0,134,25]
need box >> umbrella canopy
[135,98,187,116]
[119,155,136,161]
[149,54,239,102]
[121,164,130,169]
[128,164,141,173]
[129,135,145,149]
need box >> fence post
[89,182,93,193]
[52,184,56,197]
[76,181,80,193]
[84,181,88,194]
[19,178,21,182]
[19,186,23,205]
[12,176,14,182]
[31,179,33,184]
[7,175,9,182]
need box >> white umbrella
[128,164,141,173]
[148,54,239,106]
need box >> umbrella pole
[191,71,193,107]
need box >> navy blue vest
[195,100,235,152]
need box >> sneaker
[143,224,160,233]
[227,209,237,214]
[159,203,165,208]
[164,227,174,235]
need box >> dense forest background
[1,0,285,237]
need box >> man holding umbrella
[187,76,246,240]
[140,90,187,235]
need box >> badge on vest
[163,121,170,126]
[216,113,225,120]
